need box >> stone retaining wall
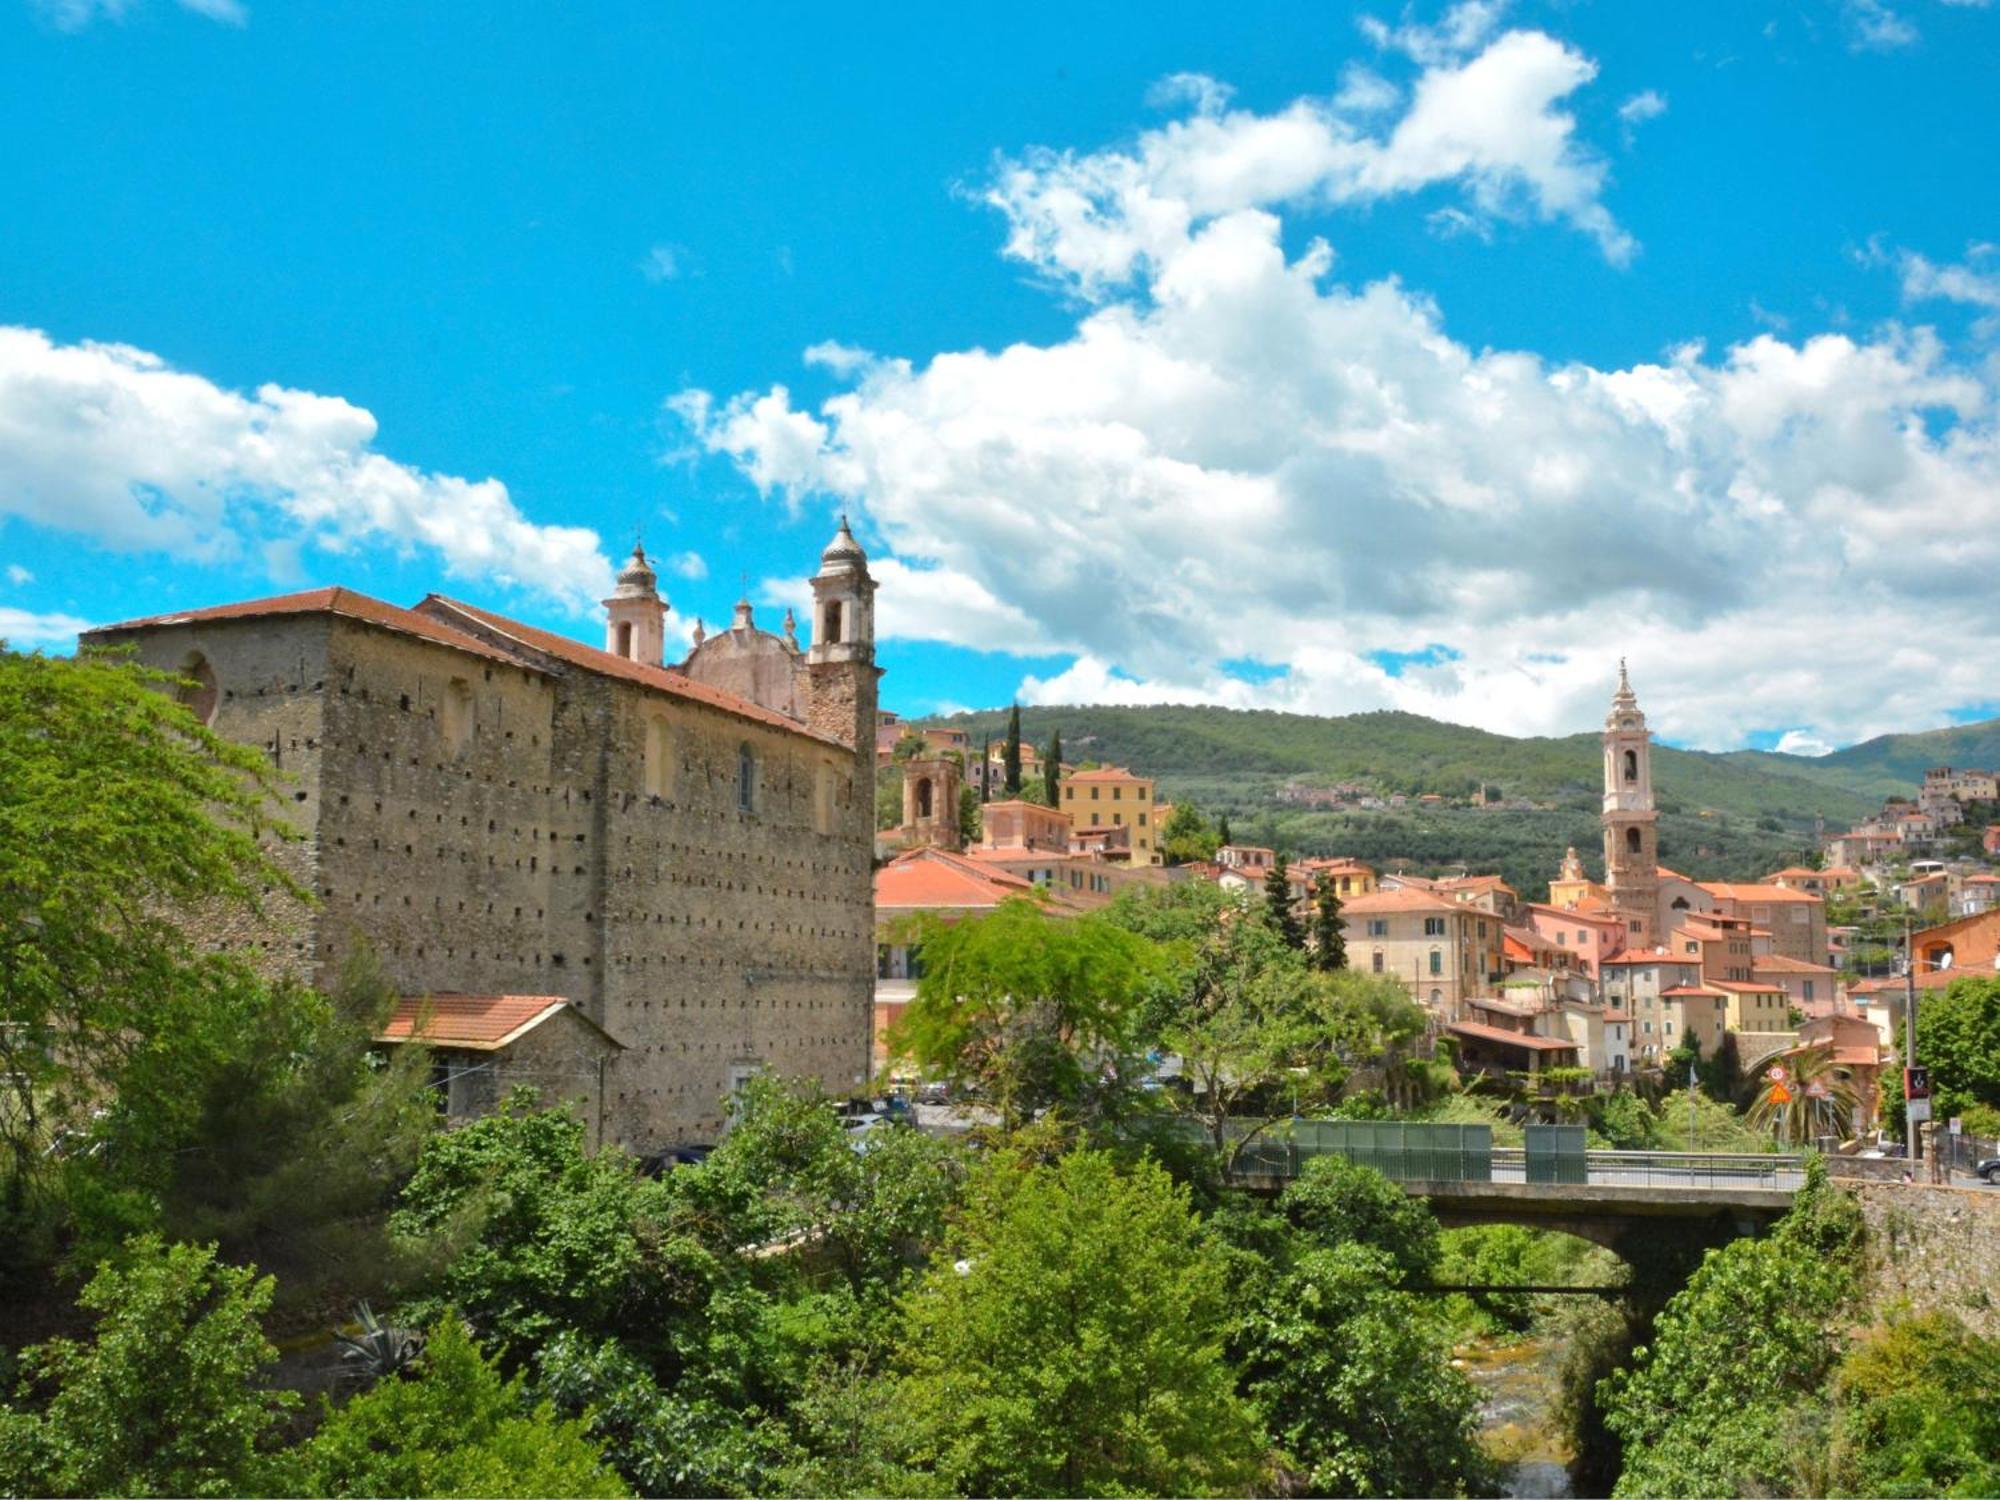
[1850,1180,2000,1339]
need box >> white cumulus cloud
[0,327,614,612]
[673,29,2000,752]
[0,606,93,649]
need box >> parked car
[917,1081,951,1105]
[1976,1155,2000,1184]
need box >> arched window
[615,621,634,658]
[1430,988,1443,1005]
[177,652,219,725]
[1623,748,1638,783]
[822,599,844,645]
[737,743,755,813]
[1626,826,1643,855]
[915,777,933,819]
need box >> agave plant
[334,1301,424,1385]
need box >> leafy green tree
[1159,800,1221,866]
[1600,1160,1863,1496]
[1911,975,2000,1128]
[1310,870,1347,971]
[0,648,290,1229]
[1234,1243,1492,1497]
[389,1095,696,1367]
[956,784,981,847]
[1263,853,1304,949]
[1277,1153,1440,1283]
[1820,1310,2000,1497]
[887,900,1167,1127]
[301,1312,627,1498]
[1044,729,1062,809]
[1002,703,1022,796]
[895,1151,1263,1496]
[534,1331,798,1500]
[0,1235,297,1498]
[678,1076,967,1297]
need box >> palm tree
[1748,1047,1864,1146]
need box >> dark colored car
[1976,1156,2000,1184]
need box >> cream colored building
[1344,888,1501,1018]
[1061,766,1161,865]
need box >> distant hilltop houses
[868,668,2000,1138]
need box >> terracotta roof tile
[91,586,535,670]
[1445,1020,1580,1053]
[376,994,619,1051]
[1344,888,1465,916]
[421,595,842,746]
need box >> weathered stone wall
[103,607,876,1152]
[1851,1180,2000,1339]
[102,615,330,976]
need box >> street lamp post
[1904,911,1921,1164]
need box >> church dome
[611,544,659,598]
[818,516,866,571]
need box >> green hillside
[1725,717,2000,804]
[914,704,1901,897]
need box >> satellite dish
[1940,952,1954,970]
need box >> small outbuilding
[376,994,625,1144]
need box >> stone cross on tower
[1602,659,1660,948]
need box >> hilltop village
[874,668,2000,1142]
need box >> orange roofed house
[1344,888,1502,1018]
[85,525,883,1149]
[873,845,1082,1072]
[376,994,624,1143]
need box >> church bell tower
[1602,660,1660,948]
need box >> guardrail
[1220,1119,1805,1191]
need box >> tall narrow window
[916,777,933,819]
[616,621,634,658]
[645,718,673,798]
[823,600,843,644]
[737,743,755,813]
[1626,826,1642,855]
[442,677,474,754]
[1623,749,1638,782]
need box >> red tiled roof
[876,847,1054,912]
[1702,882,1823,904]
[421,596,841,746]
[1601,950,1686,967]
[92,586,534,670]
[1067,766,1149,783]
[1661,984,1725,998]
[376,994,620,1052]
[1753,954,1838,974]
[1711,980,1787,995]
[1345,888,1464,916]
[1445,1020,1580,1053]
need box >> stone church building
[88,521,881,1149]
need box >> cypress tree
[1045,729,1063,809]
[980,738,992,803]
[1263,853,1304,949]
[1312,870,1348,971]
[1003,703,1023,796]
[1217,812,1232,847]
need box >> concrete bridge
[1229,1146,1804,1249]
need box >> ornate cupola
[604,543,667,665]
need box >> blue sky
[2,0,1997,749]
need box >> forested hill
[911,704,1946,893]
[1725,717,2000,804]
[923,705,1890,822]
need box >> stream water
[1459,1336,1575,1499]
